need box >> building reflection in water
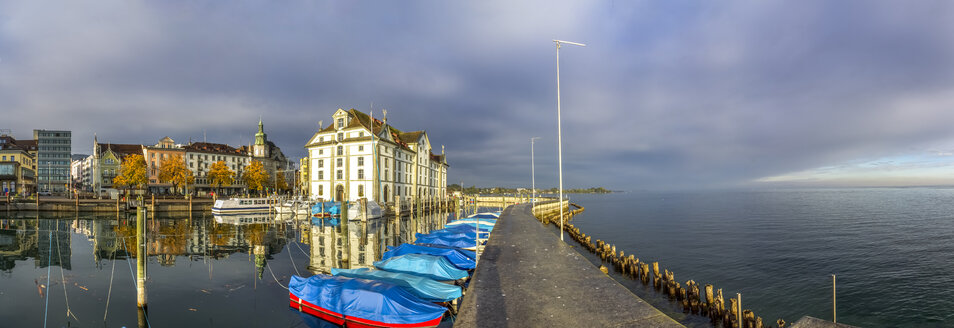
[1,208,454,275]
[304,208,450,274]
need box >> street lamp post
[553,39,585,242]
[530,137,540,210]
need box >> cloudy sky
[3,1,954,190]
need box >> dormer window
[337,118,344,129]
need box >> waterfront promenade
[455,203,683,327]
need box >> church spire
[255,118,267,145]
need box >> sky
[3,1,954,190]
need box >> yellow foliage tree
[243,160,268,195]
[208,160,235,194]
[158,154,194,195]
[276,171,289,193]
[112,154,149,190]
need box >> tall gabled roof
[98,143,143,158]
[184,142,246,155]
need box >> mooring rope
[102,243,118,322]
[286,243,301,276]
[55,232,78,321]
[43,231,51,328]
[266,262,289,290]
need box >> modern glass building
[34,129,71,195]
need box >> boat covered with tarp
[330,268,462,303]
[416,230,488,241]
[311,202,340,217]
[374,254,469,281]
[445,220,496,231]
[466,212,500,219]
[383,244,476,270]
[415,234,480,250]
[288,274,446,328]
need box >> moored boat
[330,267,462,303]
[373,253,469,281]
[346,200,383,220]
[211,197,272,214]
[288,275,446,328]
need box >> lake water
[0,208,464,327]
[560,189,954,327]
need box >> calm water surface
[561,189,954,327]
[0,208,465,327]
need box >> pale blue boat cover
[466,212,500,219]
[437,226,490,239]
[331,268,462,302]
[415,234,479,249]
[310,202,340,216]
[445,221,496,231]
[383,244,476,270]
[374,254,469,281]
[288,274,445,325]
[416,229,488,241]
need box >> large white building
[304,109,448,203]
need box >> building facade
[183,142,249,195]
[33,130,71,195]
[143,137,186,194]
[304,109,448,203]
[239,120,291,193]
[0,134,37,195]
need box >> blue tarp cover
[445,221,496,231]
[415,234,479,249]
[416,230,488,241]
[466,212,500,219]
[383,244,476,270]
[331,268,462,302]
[441,224,491,233]
[310,202,340,215]
[310,217,340,227]
[289,275,445,325]
[374,254,470,281]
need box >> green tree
[208,160,235,194]
[112,154,149,191]
[158,154,194,195]
[243,160,268,196]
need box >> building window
[359,132,364,137]
[318,171,324,180]
[358,169,364,180]
[336,158,343,167]
[318,159,324,168]
[337,146,343,156]
[358,185,364,197]
[337,118,344,129]
[337,133,343,141]
[336,170,342,179]
[357,157,364,166]
[359,145,364,151]
[319,185,323,196]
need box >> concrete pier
[455,203,683,327]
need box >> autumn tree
[112,154,149,191]
[276,171,289,193]
[208,160,235,194]
[158,154,194,195]
[243,160,268,196]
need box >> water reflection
[0,208,464,327]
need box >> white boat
[347,200,383,220]
[214,212,289,225]
[212,197,272,214]
[275,199,312,216]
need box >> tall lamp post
[553,39,585,241]
[530,137,540,209]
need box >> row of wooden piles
[533,209,788,328]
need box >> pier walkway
[455,203,683,328]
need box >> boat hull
[289,293,442,328]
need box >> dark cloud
[2,1,954,190]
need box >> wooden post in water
[832,274,837,323]
[737,293,742,328]
[136,196,147,309]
